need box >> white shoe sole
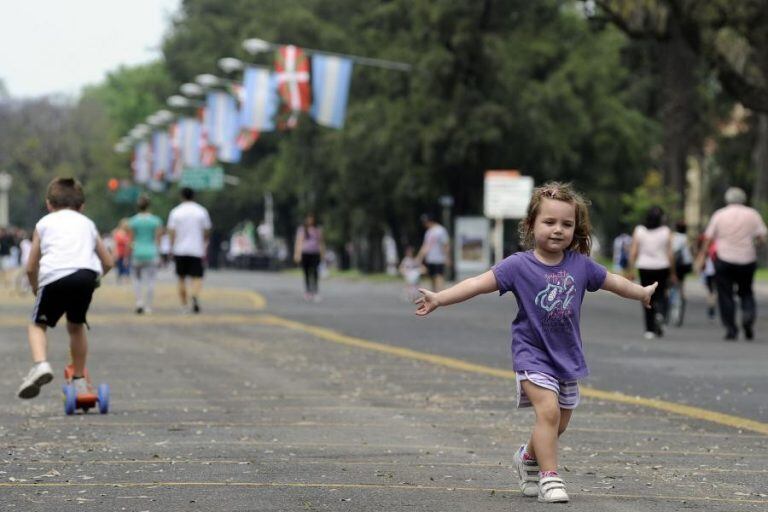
[18,372,53,399]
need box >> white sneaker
[18,362,54,399]
[513,445,539,497]
[538,475,569,503]
[643,331,656,340]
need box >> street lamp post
[0,172,12,228]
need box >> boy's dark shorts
[31,269,98,328]
[425,263,445,278]
[174,256,205,278]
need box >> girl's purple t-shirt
[492,250,607,381]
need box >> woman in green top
[128,195,163,314]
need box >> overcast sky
[0,0,181,99]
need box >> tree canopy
[1,0,766,267]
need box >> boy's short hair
[47,177,85,209]
[181,187,195,200]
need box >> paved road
[1,269,767,511]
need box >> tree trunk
[751,114,768,211]
[659,19,699,212]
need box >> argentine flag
[240,66,278,131]
[178,117,201,169]
[206,91,238,148]
[151,130,172,179]
[133,140,151,184]
[310,55,353,129]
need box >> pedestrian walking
[628,206,674,339]
[611,231,632,277]
[0,226,15,287]
[127,195,163,314]
[668,221,694,326]
[414,182,656,503]
[14,230,32,295]
[167,187,212,314]
[699,238,718,321]
[112,219,132,284]
[696,187,767,340]
[17,177,113,399]
[416,213,450,292]
[399,245,425,301]
[293,213,325,301]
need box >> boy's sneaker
[18,361,54,399]
[538,474,569,503]
[513,445,540,497]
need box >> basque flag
[275,45,311,128]
[240,66,278,132]
[132,140,151,184]
[310,55,353,129]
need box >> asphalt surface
[2,268,767,511]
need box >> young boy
[17,178,113,399]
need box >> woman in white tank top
[629,206,675,339]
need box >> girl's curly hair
[517,181,593,256]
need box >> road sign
[181,167,224,190]
[483,171,533,219]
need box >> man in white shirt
[416,213,451,292]
[167,188,212,313]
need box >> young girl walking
[415,182,656,503]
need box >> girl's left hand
[642,282,658,308]
[414,288,439,316]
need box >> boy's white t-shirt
[167,201,212,257]
[423,225,449,264]
[36,209,102,287]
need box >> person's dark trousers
[638,268,670,334]
[301,253,321,294]
[714,258,757,338]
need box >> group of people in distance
[110,187,211,315]
[17,180,211,402]
[615,186,766,341]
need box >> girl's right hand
[641,281,658,308]
[414,288,439,316]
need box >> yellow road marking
[256,314,768,436]
[3,285,767,436]
[0,481,765,504]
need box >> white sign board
[483,171,534,219]
[453,216,490,280]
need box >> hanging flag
[168,122,183,182]
[275,45,311,128]
[240,66,278,132]
[132,140,151,184]
[151,130,172,181]
[199,106,218,167]
[218,107,242,164]
[178,117,202,170]
[205,91,239,148]
[310,54,353,129]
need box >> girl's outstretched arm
[601,272,657,308]
[415,270,498,316]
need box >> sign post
[483,171,534,262]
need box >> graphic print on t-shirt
[534,270,576,331]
